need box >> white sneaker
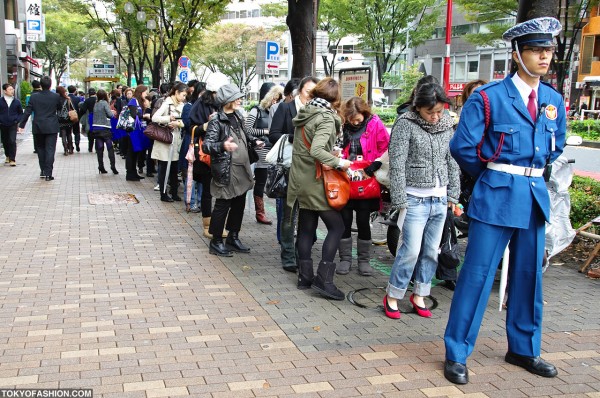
[154,184,160,191]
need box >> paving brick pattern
[0,136,599,397]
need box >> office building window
[467,60,478,80]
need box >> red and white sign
[449,83,465,92]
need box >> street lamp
[123,1,164,86]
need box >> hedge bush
[373,108,397,125]
[20,81,32,105]
[568,120,600,141]
[569,175,600,229]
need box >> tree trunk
[517,0,560,22]
[288,0,316,79]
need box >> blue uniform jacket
[450,75,566,229]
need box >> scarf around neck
[402,110,454,133]
[307,97,332,110]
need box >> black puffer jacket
[202,110,259,186]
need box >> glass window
[240,10,247,18]
[493,59,507,80]
[467,60,478,80]
[252,9,260,18]
[454,62,466,81]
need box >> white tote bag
[265,134,293,167]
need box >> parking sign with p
[266,41,280,62]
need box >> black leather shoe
[45,176,54,181]
[209,239,233,257]
[171,195,182,202]
[126,176,141,181]
[444,360,468,384]
[226,232,250,253]
[441,280,456,291]
[160,194,174,203]
[505,352,558,377]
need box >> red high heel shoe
[410,294,432,318]
[383,295,401,319]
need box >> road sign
[178,56,190,69]
[265,63,280,76]
[178,70,189,83]
[87,64,116,78]
[265,41,280,62]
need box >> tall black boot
[311,261,345,300]
[97,148,107,173]
[297,259,314,290]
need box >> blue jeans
[184,179,202,208]
[387,195,447,299]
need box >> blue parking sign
[266,41,280,62]
[178,70,188,83]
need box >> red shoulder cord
[476,90,504,163]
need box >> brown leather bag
[144,122,173,143]
[301,127,350,211]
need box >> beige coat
[151,97,184,161]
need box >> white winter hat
[205,72,230,93]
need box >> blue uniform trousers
[444,206,545,364]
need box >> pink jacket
[342,114,390,162]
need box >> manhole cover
[88,193,139,205]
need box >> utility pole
[443,0,453,95]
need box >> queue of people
[2,16,566,389]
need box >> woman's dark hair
[461,79,487,104]
[168,82,188,97]
[189,81,206,103]
[160,82,172,95]
[342,97,372,124]
[311,77,341,110]
[109,89,120,99]
[298,76,320,94]
[96,89,109,102]
[259,82,275,101]
[56,86,68,99]
[2,83,12,91]
[284,78,301,97]
[199,89,218,107]
[407,75,440,105]
[411,83,450,111]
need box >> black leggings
[341,207,372,240]
[253,167,268,197]
[297,208,344,263]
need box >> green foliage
[34,0,102,82]
[329,0,440,86]
[19,81,32,105]
[568,120,600,141]
[569,176,600,229]
[192,23,281,90]
[454,0,516,47]
[373,108,397,125]
[382,63,424,105]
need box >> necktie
[527,89,537,122]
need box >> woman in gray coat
[92,89,118,174]
[383,83,460,320]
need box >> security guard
[443,17,566,384]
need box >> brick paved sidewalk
[0,136,598,397]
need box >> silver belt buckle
[524,167,533,177]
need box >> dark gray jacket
[388,111,460,208]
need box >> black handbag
[438,208,461,270]
[248,146,259,164]
[265,135,288,198]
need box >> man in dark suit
[268,76,318,272]
[79,88,97,152]
[67,85,81,152]
[19,76,62,180]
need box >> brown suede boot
[202,217,212,239]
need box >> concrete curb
[581,140,600,149]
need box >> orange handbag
[192,126,211,166]
[301,127,350,211]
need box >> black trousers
[60,125,73,153]
[209,194,246,238]
[197,170,213,217]
[71,121,81,149]
[33,134,58,176]
[157,160,179,196]
[0,124,18,161]
[124,136,138,178]
[95,130,116,168]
